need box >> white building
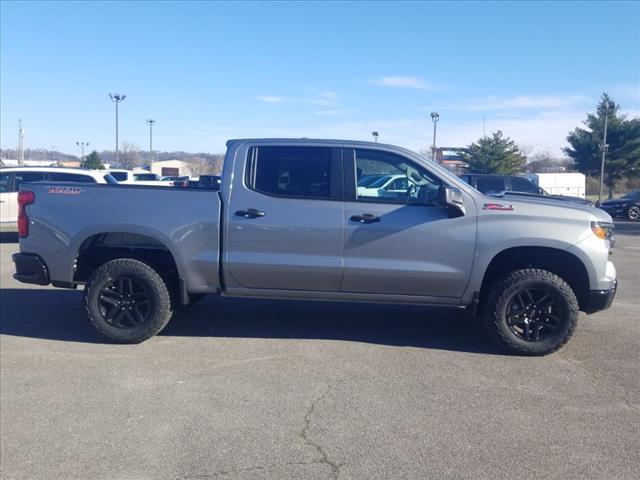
[150,160,193,178]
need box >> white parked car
[0,167,116,232]
[106,169,166,185]
[357,174,409,198]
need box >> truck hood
[486,193,613,223]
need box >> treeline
[458,93,639,197]
[0,148,78,163]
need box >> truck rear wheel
[84,258,173,343]
[483,268,578,355]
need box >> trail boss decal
[48,186,82,195]
[483,202,514,211]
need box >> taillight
[18,190,35,238]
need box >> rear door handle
[235,208,265,219]
[350,213,380,224]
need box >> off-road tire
[483,268,579,355]
[84,258,173,343]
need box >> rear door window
[47,172,96,182]
[14,171,46,190]
[246,146,338,199]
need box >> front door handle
[235,208,265,219]
[350,213,380,224]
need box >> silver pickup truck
[12,139,617,355]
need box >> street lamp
[76,141,89,165]
[146,119,156,161]
[371,131,379,143]
[109,93,126,167]
[598,101,613,205]
[430,112,440,162]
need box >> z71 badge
[48,186,81,195]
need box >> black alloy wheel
[506,287,561,342]
[98,277,151,329]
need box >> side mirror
[439,185,466,216]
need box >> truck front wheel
[484,269,579,355]
[84,258,174,343]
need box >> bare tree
[184,155,224,176]
[119,142,142,170]
[526,152,574,173]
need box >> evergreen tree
[460,131,527,174]
[565,93,640,198]
[82,150,104,170]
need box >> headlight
[591,221,615,246]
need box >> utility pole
[76,141,89,165]
[146,119,156,161]
[598,101,613,205]
[18,119,24,166]
[109,93,126,167]
[430,112,439,162]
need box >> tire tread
[484,268,579,355]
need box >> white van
[0,167,116,232]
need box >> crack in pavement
[177,383,343,480]
[299,384,343,480]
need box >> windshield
[109,171,128,181]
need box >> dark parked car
[598,190,640,220]
[460,174,593,206]
[185,176,221,190]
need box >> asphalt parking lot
[1,223,639,480]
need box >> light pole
[146,119,156,161]
[76,141,89,165]
[109,93,126,167]
[371,131,379,143]
[430,112,440,162]
[598,101,613,205]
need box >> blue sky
[1,1,639,156]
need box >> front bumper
[585,280,617,314]
[12,253,50,285]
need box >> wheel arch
[73,229,188,305]
[479,246,591,312]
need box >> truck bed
[19,182,222,294]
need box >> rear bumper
[12,253,50,285]
[585,280,617,314]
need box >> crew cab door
[342,147,476,298]
[224,144,344,292]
